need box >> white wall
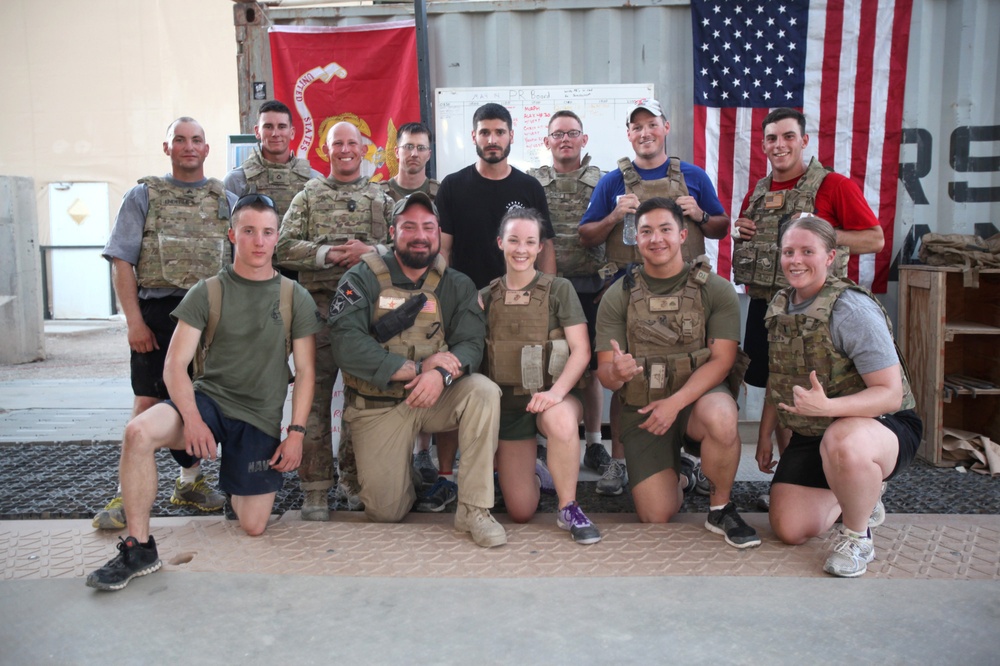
[0,0,239,245]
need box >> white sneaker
[869,482,887,528]
[824,531,875,578]
[455,502,507,548]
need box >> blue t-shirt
[580,158,725,226]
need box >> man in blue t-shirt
[579,99,731,497]
[579,98,729,269]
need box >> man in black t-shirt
[437,103,556,289]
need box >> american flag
[691,0,913,292]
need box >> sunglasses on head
[232,192,277,215]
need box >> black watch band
[434,366,454,386]
[699,211,710,226]
[288,424,306,435]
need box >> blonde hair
[779,216,837,252]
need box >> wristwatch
[434,366,454,386]
[699,211,710,227]
[288,424,306,435]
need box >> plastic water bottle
[618,195,637,246]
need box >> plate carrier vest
[528,157,605,277]
[735,158,849,299]
[135,176,230,290]
[621,258,714,407]
[294,178,389,294]
[764,277,916,436]
[607,157,700,268]
[484,273,585,396]
[241,150,316,216]
[342,252,449,400]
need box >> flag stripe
[874,0,915,290]
[691,0,913,292]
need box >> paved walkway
[1,320,999,664]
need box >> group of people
[86,97,920,592]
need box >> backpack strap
[203,276,223,349]
[193,276,223,378]
[279,275,294,358]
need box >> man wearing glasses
[87,194,322,591]
[386,122,438,202]
[95,117,238,530]
[277,122,395,521]
[527,111,615,482]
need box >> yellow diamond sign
[68,198,90,225]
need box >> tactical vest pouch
[667,347,712,393]
[726,347,751,398]
[733,241,779,289]
[521,345,545,393]
[624,356,655,406]
[158,235,227,289]
[547,339,570,380]
[631,318,681,348]
[386,343,410,359]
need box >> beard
[396,243,439,270]
[475,142,512,164]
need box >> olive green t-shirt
[172,265,323,438]
[595,264,740,354]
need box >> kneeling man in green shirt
[87,193,323,591]
[595,196,760,549]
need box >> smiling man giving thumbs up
[594,197,759,549]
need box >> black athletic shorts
[772,409,923,489]
[165,392,284,496]
[742,297,769,388]
[130,296,184,399]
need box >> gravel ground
[0,318,130,382]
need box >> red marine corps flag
[269,21,420,182]
[691,0,913,292]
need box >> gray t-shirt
[171,265,323,438]
[102,175,239,300]
[788,288,898,375]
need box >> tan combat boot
[301,489,330,521]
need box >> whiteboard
[434,84,655,178]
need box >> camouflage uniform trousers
[299,291,357,494]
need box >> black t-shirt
[437,164,553,289]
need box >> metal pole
[413,0,434,179]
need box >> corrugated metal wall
[244,0,1000,250]
[248,0,698,159]
[898,0,1000,254]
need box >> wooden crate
[898,265,1000,465]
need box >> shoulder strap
[193,276,223,378]
[422,254,448,292]
[289,157,316,179]
[361,252,392,290]
[203,276,223,350]
[279,276,294,359]
[617,157,642,188]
